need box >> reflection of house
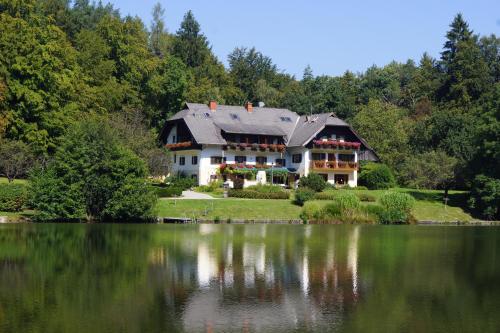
[160,101,378,187]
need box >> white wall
[166,125,177,144]
[171,149,200,179]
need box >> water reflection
[0,224,499,333]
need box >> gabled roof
[163,103,378,159]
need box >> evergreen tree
[172,10,209,67]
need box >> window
[312,153,326,161]
[230,113,240,120]
[338,136,345,142]
[292,154,302,163]
[280,116,292,122]
[210,156,223,165]
[338,154,354,162]
[192,156,198,165]
[174,154,177,163]
[191,174,198,181]
[256,156,267,165]
[275,158,286,167]
[331,134,336,140]
[235,156,247,163]
[204,112,211,118]
[179,156,185,165]
[172,135,176,143]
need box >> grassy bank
[156,188,473,222]
[156,198,302,220]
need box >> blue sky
[109,0,499,77]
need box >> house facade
[160,101,378,187]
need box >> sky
[108,0,500,78]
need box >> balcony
[312,140,361,150]
[165,141,193,150]
[223,142,286,153]
[310,160,358,171]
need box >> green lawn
[0,177,27,185]
[156,188,474,222]
[156,198,302,220]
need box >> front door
[334,174,348,185]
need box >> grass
[156,198,302,220]
[156,188,474,222]
[0,177,27,185]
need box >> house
[159,101,378,187]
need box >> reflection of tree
[1,225,499,332]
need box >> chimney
[209,100,217,112]
[245,101,253,113]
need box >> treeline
[0,0,499,218]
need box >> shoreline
[1,215,499,226]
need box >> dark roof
[163,103,377,159]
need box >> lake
[0,224,499,332]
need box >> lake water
[0,224,499,333]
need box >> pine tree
[172,10,209,67]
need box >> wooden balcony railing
[310,160,358,171]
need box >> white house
[159,101,378,188]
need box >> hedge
[0,184,27,212]
[228,189,290,199]
[313,191,376,202]
[155,186,183,198]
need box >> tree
[228,47,279,102]
[149,2,170,57]
[351,99,410,171]
[0,140,34,182]
[172,10,210,68]
[29,118,157,221]
[400,150,457,190]
[439,14,490,104]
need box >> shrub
[156,186,183,198]
[300,201,322,222]
[228,189,289,199]
[468,175,500,220]
[0,184,27,212]
[299,173,326,192]
[246,184,284,193]
[103,179,157,220]
[379,191,415,224]
[294,187,316,206]
[352,186,368,191]
[359,163,396,189]
[334,192,361,217]
[167,176,196,190]
[195,180,222,193]
[233,177,244,189]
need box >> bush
[228,189,290,199]
[167,176,196,190]
[195,180,222,193]
[246,184,284,193]
[299,173,326,192]
[300,201,322,221]
[468,175,500,220]
[359,163,396,189]
[379,191,415,224]
[155,186,183,198]
[334,192,361,216]
[233,177,244,189]
[0,184,27,212]
[103,179,157,220]
[352,186,368,190]
[294,187,316,206]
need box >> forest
[0,0,499,219]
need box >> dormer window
[230,113,240,120]
[280,116,292,122]
[339,136,345,142]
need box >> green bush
[468,175,500,220]
[294,187,316,206]
[334,192,361,216]
[156,186,183,198]
[299,173,326,192]
[0,184,27,212]
[352,186,368,190]
[233,177,244,189]
[359,163,396,189]
[246,184,284,193]
[300,201,322,222]
[228,189,289,199]
[379,191,415,224]
[167,176,196,190]
[195,180,223,193]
